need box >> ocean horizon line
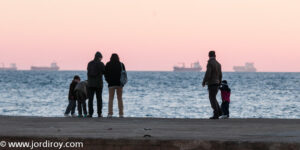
[1,69,300,73]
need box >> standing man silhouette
[87,52,105,118]
[202,51,223,119]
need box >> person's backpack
[88,61,100,77]
[120,63,128,86]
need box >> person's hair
[222,80,228,84]
[73,75,80,80]
[110,53,120,62]
[209,51,216,57]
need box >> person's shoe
[78,115,83,118]
[98,114,103,118]
[220,115,229,119]
[107,114,113,118]
[71,114,77,117]
[219,112,223,117]
[83,114,87,118]
[64,114,70,117]
[119,115,124,118]
[209,116,219,119]
[87,115,93,118]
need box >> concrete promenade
[0,116,300,150]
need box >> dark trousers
[88,87,103,116]
[65,100,76,115]
[76,91,87,116]
[221,101,230,116]
[208,84,222,117]
[78,101,87,116]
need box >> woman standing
[105,53,126,118]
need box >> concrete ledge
[0,116,300,150]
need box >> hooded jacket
[220,84,231,102]
[202,57,222,86]
[87,54,105,88]
[74,81,88,100]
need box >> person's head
[221,80,228,85]
[94,51,103,61]
[208,51,216,58]
[73,75,81,83]
[110,53,120,62]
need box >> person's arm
[68,84,72,100]
[104,63,109,82]
[87,62,90,76]
[202,63,211,87]
[219,64,223,85]
[220,91,224,101]
[101,62,105,74]
[83,82,88,98]
[122,63,126,71]
[69,82,76,100]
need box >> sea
[0,71,299,118]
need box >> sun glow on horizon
[0,0,299,72]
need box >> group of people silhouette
[64,52,126,118]
[64,51,231,119]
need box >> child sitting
[219,80,231,119]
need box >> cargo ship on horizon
[173,61,202,72]
[233,63,257,72]
[31,62,60,71]
[0,63,17,71]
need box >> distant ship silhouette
[0,63,17,71]
[31,62,59,71]
[173,61,202,72]
[233,63,257,72]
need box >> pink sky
[0,0,299,71]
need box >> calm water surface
[0,71,299,118]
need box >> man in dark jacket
[202,51,223,119]
[87,52,105,117]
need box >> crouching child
[74,80,88,118]
[64,75,80,117]
[219,80,231,119]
